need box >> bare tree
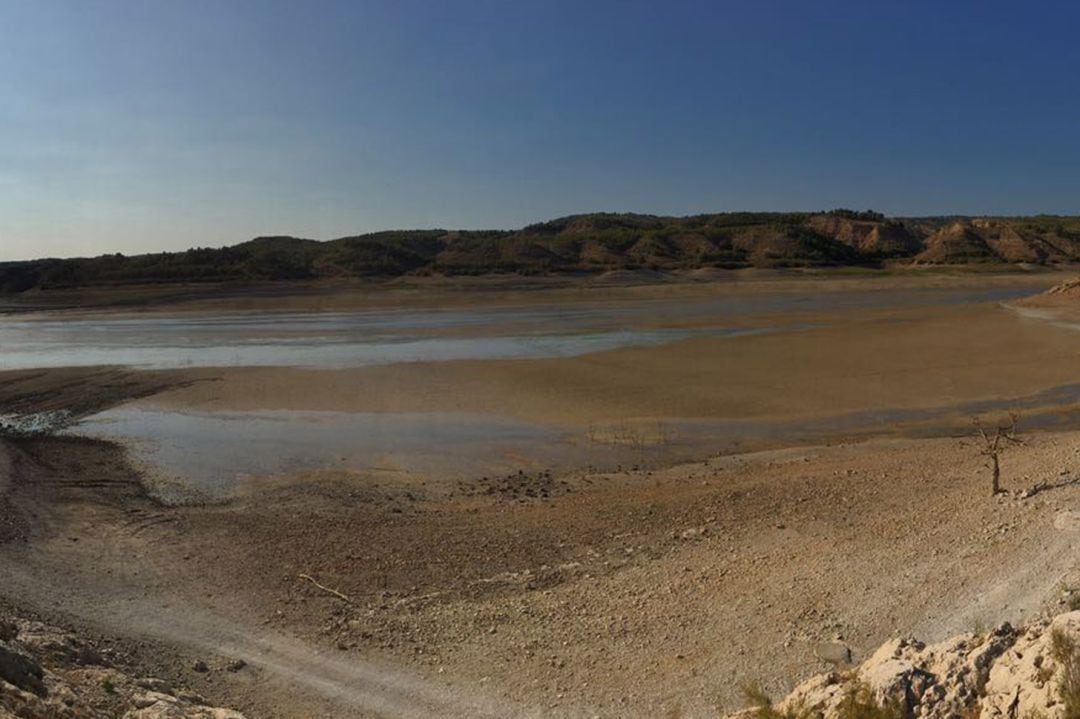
[974,413,1022,496]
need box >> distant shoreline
[0,264,1073,316]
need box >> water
[0,324,755,370]
[0,285,1039,371]
[73,408,635,498]
[73,382,1080,499]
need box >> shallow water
[0,324,754,370]
[73,408,633,498]
[0,284,1039,371]
[74,382,1080,498]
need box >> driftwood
[298,573,352,604]
[1023,474,1080,499]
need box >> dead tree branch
[298,573,352,604]
[973,413,1023,496]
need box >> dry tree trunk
[974,413,1020,497]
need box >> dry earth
[5,272,1080,717]
[6,424,1080,717]
[136,300,1080,431]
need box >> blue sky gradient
[2,1,1079,259]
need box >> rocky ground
[727,610,1080,719]
[0,611,245,718]
[7,425,1080,717]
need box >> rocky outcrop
[915,219,1080,264]
[972,219,1045,263]
[0,614,245,719]
[916,222,999,263]
[1044,277,1080,296]
[729,611,1080,719]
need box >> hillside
[5,211,1080,291]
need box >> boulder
[0,645,44,696]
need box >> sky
[2,1,1080,261]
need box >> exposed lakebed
[0,284,1037,371]
[8,281,1065,497]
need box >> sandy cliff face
[917,222,999,263]
[805,215,922,256]
[728,611,1080,719]
[916,220,1080,265]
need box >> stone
[1054,510,1080,532]
[0,645,45,696]
[812,641,852,665]
[721,615,1072,719]
[0,612,248,718]
[137,677,176,695]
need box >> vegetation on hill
[4,210,1080,291]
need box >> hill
[5,211,1080,291]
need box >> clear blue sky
[2,1,1079,260]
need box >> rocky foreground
[730,611,1080,719]
[0,613,245,719]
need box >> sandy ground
[5,430,1080,718]
[4,271,1080,717]
[139,301,1080,432]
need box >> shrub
[834,684,903,719]
[742,683,815,719]
[1051,627,1080,719]
[741,682,901,719]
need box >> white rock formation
[730,611,1080,718]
